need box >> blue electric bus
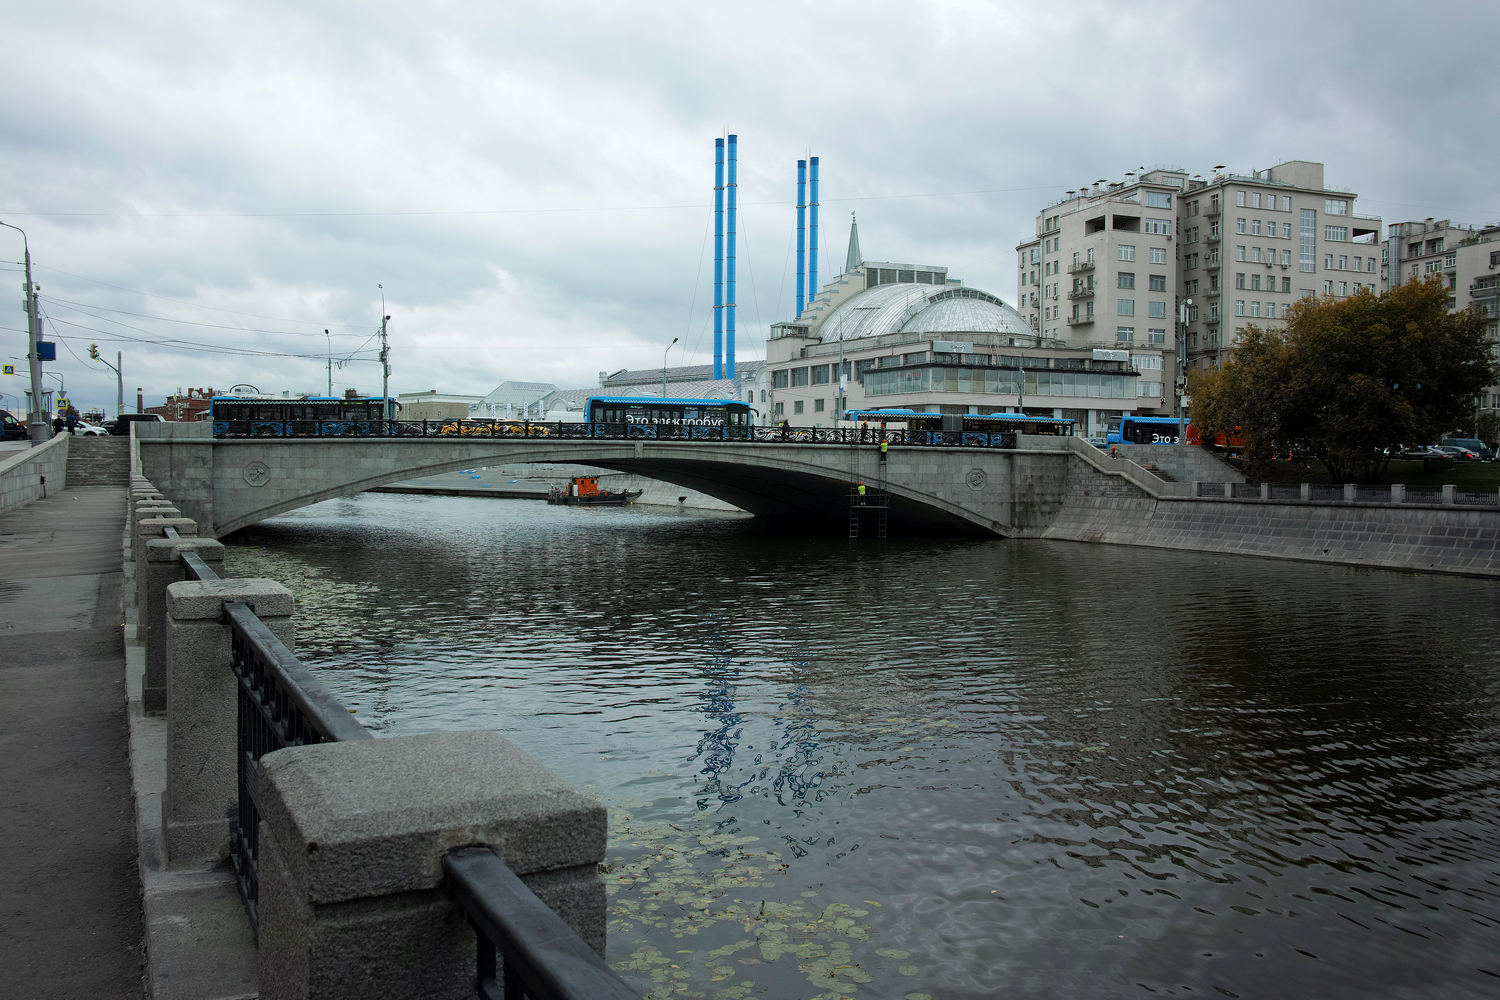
[211,396,400,437]
[584,396,753,438]
[1106,415,1183,445]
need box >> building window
[1236,245,1247,261]
[772,369,789,389]
[1282,276,1292,293]
[1324,253,1334,270]
[1148,328,1166,344]
[1118,272,1136,289]
[1118,245,1135,261]
[1251,219,1262,236]
[1250,273,1261,290]
[1250,301,1261,317]
[811,364,830,384]
[1145,191,1171,208]
[1325,199,1349,216]
[1149,301,1167,318]
[1236,272,1246,289]
[1116,326,1135,344]
[1366,258,1375,273]
[903,351,927,365]
[814,398,825,412]
[1072,251,1080,266]
[1118,299,1136,316]
[791,367,809,387]
[1252,247,1262,263]
[1339,281,1348,296]
[1282,222,1292,239]
[1251,192,1262,209]
[1237,218,1247,234]
[1338,255,1348,270]
[1325,225,1348,242]
[1281,249,1292,266]
[1324,280,1334,295]
[1445,253,1457,268]
[1149,274,1167,291]
[1150,247,1167,264]
[1144,219,1171,235]
[1236,191,1246,207]
[793,400,804,414]
[1300,208,1316,272]
[1282,196,1292,212]
[1235,300,1246,316]
[774,401,784,415]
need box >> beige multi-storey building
[1381,218,1500,417]
[1019,160,1380,424]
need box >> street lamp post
[0,220,49,442]
[662,337,678,398]
[1178,298,1192,443]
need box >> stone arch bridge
[135,424,1087,538]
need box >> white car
[76,421,108,436]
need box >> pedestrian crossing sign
[2,365,13,375]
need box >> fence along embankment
[1052,438,1500,578]
[126,442,645,1000]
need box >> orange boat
[546,476,643,506]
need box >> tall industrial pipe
[809,156,820,307]
[713,138,725,381]
[796,159,806,318]
[726,134,738,380]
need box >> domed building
[765,223,1169,435]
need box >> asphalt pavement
[0,486,143,998]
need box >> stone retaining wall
[0,433,68,514]
[1045,456,1500,577]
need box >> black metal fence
[444,849,643,1000]
[212,418,1021,449]
[1193,483,1500,508]
[162,530,641,996]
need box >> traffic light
[88,343,99,360]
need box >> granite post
[163,578,294,866]
[143,536,226,715]
[256,730,608,1000]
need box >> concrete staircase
[66,434,130,486]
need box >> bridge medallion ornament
[243,461,271,487]
[967,468,988,491]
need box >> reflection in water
[228,494,1500,1000]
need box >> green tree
[1188,278,1495,482]
[1478,410,1500,450]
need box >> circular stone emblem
[243,461,271,487]
[966,468,988,491]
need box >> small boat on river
[547,476,643,506]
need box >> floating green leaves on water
[606,811,922,999]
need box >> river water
[226,493,1500,1000]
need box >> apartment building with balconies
[1382,218,1500,415]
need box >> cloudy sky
[3,0,1496,413]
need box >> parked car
[1085,435,1109,450]
[109,413,166,436]
[2,410,27,441]
[1432,445,1480,461]
[1441,437,1495,461]
[75,421,107,436]
[1399,445,1448,460]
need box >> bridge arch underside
[204,442,1009,538]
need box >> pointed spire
[844,211,861,275]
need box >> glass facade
[1300,208,1317,272]
[864,366,1137,399]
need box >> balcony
[1066,286,1095,300]
[1472,282,1500,298]
[1203,288,1221,298]
[1067,260,1096,274]
[1065,316,1095,326]
[1203,205,1222,218]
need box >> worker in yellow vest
[879,438,888,464]
[857,482,866,497]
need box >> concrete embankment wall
[0,434,68,515]
[1046,457,1500,578]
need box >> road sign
[2,365,13,375]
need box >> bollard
[142,537,226,715]
[163,578,293,866]
[1391,483,1406,503]
[1299,483,1311,501]
[1223,483,1233,499]
[1260,483,1271,500]
[257,730,607,1000]
[1191,481,1202,498]
[1442,485,1456,506]
[1343,483,1357,502]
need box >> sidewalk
[0,486,143,998]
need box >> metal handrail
[444,848,643,1000]
[224,599,372,928]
